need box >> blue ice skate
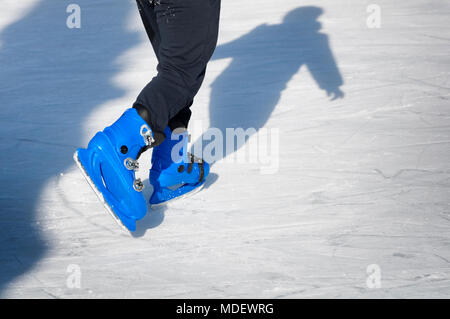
[149,126,210,205]
[74,108,155,232]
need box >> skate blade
[150,182,206,208]
[73,151,130,233]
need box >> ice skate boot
[149,126,210,205]
[74,108,159,232]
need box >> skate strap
[136,131,166,160]
[187,153,205,183]
[198,160,205,183]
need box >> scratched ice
[0,0,449,298]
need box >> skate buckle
[124,158,140,171]
[140,124,154,146]
[133,178,144,192]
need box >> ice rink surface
[0,0,449,298]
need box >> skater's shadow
[192,6,344,164]
[0,1,139,296]
[135,6,344,236]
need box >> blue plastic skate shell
[149,126,210,205]
[74,108,150,232]
[149,179,208,205]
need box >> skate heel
[74,108,155,232]
[75,144,146,231]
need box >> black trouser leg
[134,0,221,133]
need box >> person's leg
[168,101,192,130]
[136,0,192,131]
[136,0,160,58]
[134,0,221,133]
